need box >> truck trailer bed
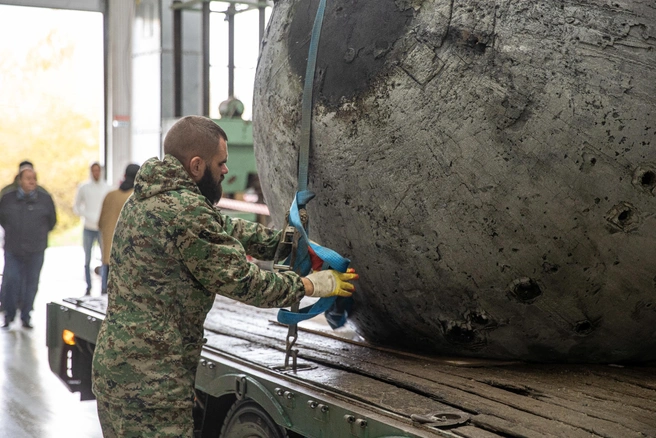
[201,297,656,438]
[56,295,656,437]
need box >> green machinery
[212,114,262,222]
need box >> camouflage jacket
[91,154,304,408]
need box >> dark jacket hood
[133,154,202,201]
[119,164,141,191]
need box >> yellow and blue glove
[305,268,358,297]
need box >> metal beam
[227,3,235,97]
[170,0,272,10]
[0,0,104,12]
[173,0,183,117]
[202,0,210,116]
[259,4,265,47]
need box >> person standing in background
[74,162,110,295]
[97,163,140,294]
[0,163,57,328]
[0,160,52,312]
[0,160,50,197]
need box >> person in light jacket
[74,162,110,295]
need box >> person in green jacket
[91,115,358,438]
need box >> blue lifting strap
[276,191,351,326]
[277,0,353,327]
[297,0,327,193]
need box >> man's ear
[188,156,205,182]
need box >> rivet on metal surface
[308,400,318,409]
[319,404,329,413]
[355,419,367,428]
[235,376,247,400]
[284,391,294,400]
[208,362,215,369]
[275,388,284,396]
[344,415,355,423]
[200,360,207,367]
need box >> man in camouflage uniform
[91,115,357,437]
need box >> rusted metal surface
[205,296,656,437]
[253,0,656,362]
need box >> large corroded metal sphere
[253,0,656,362]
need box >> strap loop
[277,191,351,326]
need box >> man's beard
[197,167,223,205]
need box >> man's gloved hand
[305,268,358,298]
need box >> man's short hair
[19,160,33,169]
[163,116,228,167]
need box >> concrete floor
[1,246,103,438]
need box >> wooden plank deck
[204,296,656,438]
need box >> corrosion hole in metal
[641,171,655,187]
[445,325,477,344]
[509,278,542,303]
[617,209,631,222]
[606,202,639,232]
[632,166,656,193]
[574,320,594,335]
[470,313,488,326]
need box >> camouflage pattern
[97,398,193,437]
[92,154,304,411]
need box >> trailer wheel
[219,399,288,438]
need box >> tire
[219,399,288,438]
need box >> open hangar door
[0,0,134,185]
[1,0,271,186]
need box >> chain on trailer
[272,209,310,373]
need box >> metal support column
[259,5,265,48]
[227,4,235,97]
[173,0,182,117]
[202,1,210,116]
[103,2,110,173]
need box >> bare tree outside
[0,6,103,245]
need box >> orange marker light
[62,330,76,346]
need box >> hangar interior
[2,1,655,437]
[0,1,270,436]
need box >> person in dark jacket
[0,163,57,329]
[0,160,51,312]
